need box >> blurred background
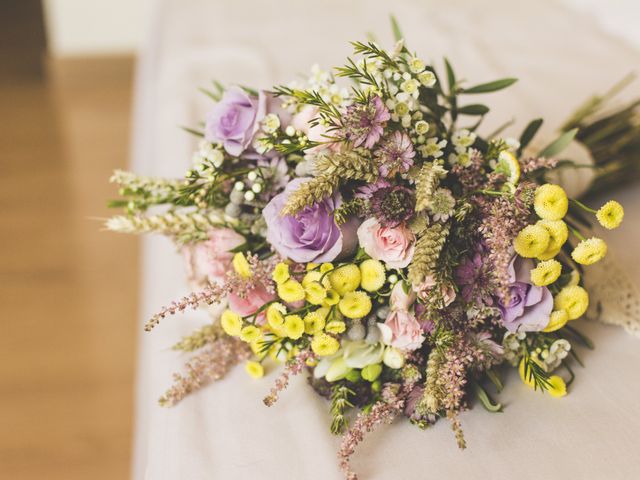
[0,1,638,480]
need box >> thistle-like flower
[375,131,416,177]
[369,185,415,227]
[340,95,390,148]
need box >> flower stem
[570,198,597,214]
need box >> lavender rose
[498,256,553,332]
[263,178,358,263]
[205,87,266,156]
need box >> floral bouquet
[106,19,634,479]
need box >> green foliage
[330,384,355,435]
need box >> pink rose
[414,275,456,307]
[228,283,275,325]
[357,218,415,269]
[183,228,245,285]
[379,310,425,351]
[291,106,339,151]
[389,281,416,311]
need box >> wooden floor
[0,57,138,479]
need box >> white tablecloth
[131,1,640,478]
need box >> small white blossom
[452,129,477,148]
[408,57,426,74]
[262,113,280,134]
[400,78,420,94]
[419,137,447,158]
[417,71,436,87]
[415,120,430,135]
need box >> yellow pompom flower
[536,247,560,261]
[232,252,252,278]
[530,259,562,286]
[220,309,243,336]
[306,262,319,271]
[283,314,305,339]
[554,285,589,320]
[325,320,346,334]
[329,264,361,295]
[304,310,326,335]
[311,333,340,356]
[305,281,327,305]
[547,375,567,397]
[240,325,262,343]
[537,219,568,251]
[245,361,264,379]
[338,291,372,319]
[302,270,331,289]
[596,200,624,230]
[323,289,340,306]
[514,225,550,258]
[359,259,386,292]
[320,263,334,274]
[534,184,568,220]
[272,262,290,284]
[543,309,569,332]
[277,279,306,303]
[266,303,286,329]
[571,237,607,265]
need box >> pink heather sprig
[263,349,315,407]
[145,253,279,331]
[520,156,558,174]
[337,385,406,480]
[158,336,251,407]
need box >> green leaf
[198,87,221,102]
[518,118,543,155]
[486,369,504,393]
[457,104,489,116]
[564,324,595,350]
[444,57,456,93]
[180,126,205,137]
[474,383,503,413]
[463,78,518,94]
[390,14,403,41]
[539,128,578,157]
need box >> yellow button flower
[266,303,286,329]
[514,225,550,258]
[547,375,567,397]
[232,252,252,278]
[596,200,624,230]
[325,320,346,334]
[323,289,340,306]
[329,264,361,295]
[304,310,326,335]
[338,291,372,319]
[272,262,290,284]
[543,309,569,332]
[530,259,562,286]
[311,333,340,356]
[283,314,305,339]
[304,281,327,305]
[306,262,319,271]
[537,219,568,251]
[245,361,264,379]
[534,184,568,220]
[320,263,334,274]
[302,270,331,289]
[277,279,306,303]
[571,237,607,265]
[554,285,589,320]
[359,259,386,292]
[240,325,262,343]
[220,310,243,336]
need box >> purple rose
[205,87,266,156]
[498,257,552,332]
[263,178,358,263]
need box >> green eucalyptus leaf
[518,118,543,155]
[444,57,456,93]
[539,128,578,157]
[180,126,205,137]
[463,78,518,94]
[458,104,489,116]
[390,14,404,41]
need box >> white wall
[43,0,153,56]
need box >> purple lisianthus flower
[205,87,266,156]
[498,256,553,332]
[263,178,359,263]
